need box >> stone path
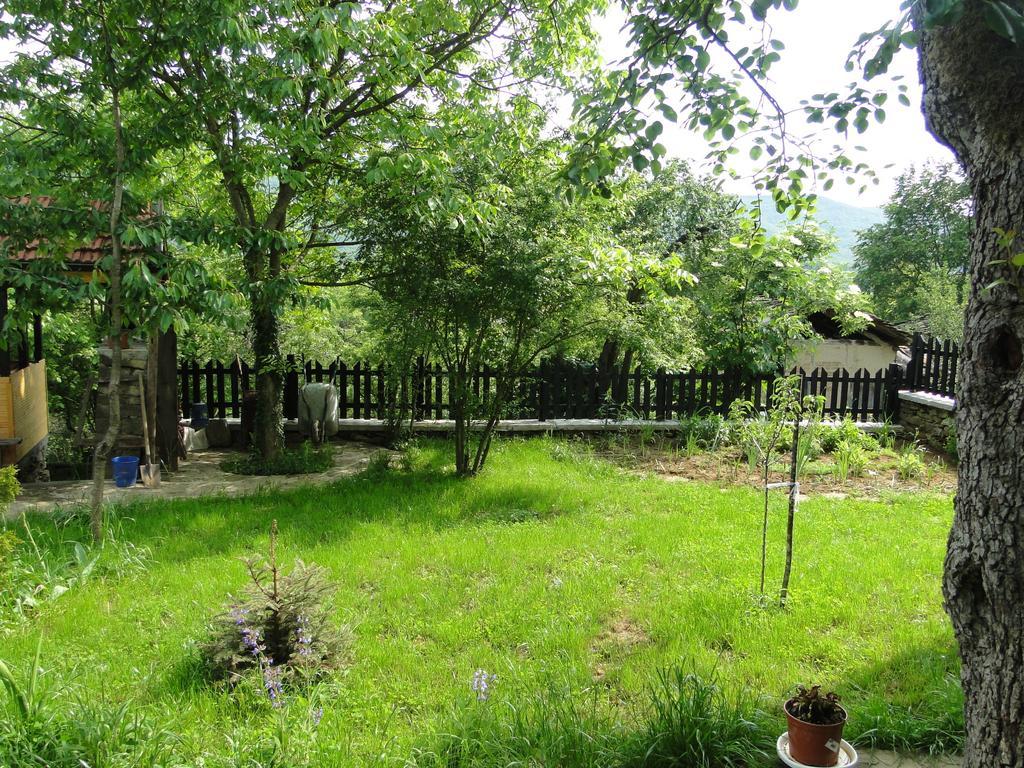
[6,442,386,519]
[857,750,960,767]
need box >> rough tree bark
[914,4,1024,766]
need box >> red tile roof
[2,196,148,268]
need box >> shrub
[0,465,19,513]
[221,442,333,476]
[945,423,959,463]
[676,414,724,452]
[737,413,792,471]
[363,449,394,475]
[897,446,926,480]
[875,420,898,451]
[204,521,349,691]
[833,439,869,482]
[820,418,877,454]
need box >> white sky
[593,0,955,207]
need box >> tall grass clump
[1,508,150,626]
[0,640,177,768]
[411,666,769,768]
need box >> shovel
[137,371,161,488]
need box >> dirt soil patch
[603,443,956,498]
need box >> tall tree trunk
[90,72,125,543]
[156,325,179,470]
[915,5,1024,766]
[453,358,469,476]
[250,276,283,460]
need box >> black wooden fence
[179,356,905,423]
[905,333,959,398]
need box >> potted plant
[784,685,847,766]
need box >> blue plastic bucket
[190,402,209,429]
[111,456,140,488]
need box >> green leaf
[982,0,1024,43]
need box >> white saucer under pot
[776,732,859,768]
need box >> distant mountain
[741,195,883,267]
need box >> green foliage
[415,667,768,768]
[44,427,92,473]
[222,442,332,477]
[0,465,20,512]
[786,685,845,726]
[676,414,725,452]
[204,522,349,685]
[737,412,787,471]
[363,449,394,476]
[853,164,970,331]
[727,376,823,470]
[819,418,879,454]
[945,423,959,463]
[0,511,149,626]
[355,117,670,475]
[0,439,961,761]
[875,420,898,451]
[897,445,927,480]
[0,642,177,768]
[833,439,870,482]
[688,214,869,372]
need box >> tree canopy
[853,163,971,336]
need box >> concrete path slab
[849,749,959,767]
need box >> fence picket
[177,354,950,426]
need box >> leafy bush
[45,427,91,469]
[832,439,870,482]
[676,414,724,452]
[738,412,791,471]
[819,417,878,454]
[0,465,20,512]
[363,449,394,475]
[875,420,898,451]
[945,423,959,462]
[204,521,350,691]
[222,442,333,476]
[897,446,927,480]
[398,441,426,472]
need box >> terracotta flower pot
[785,701,847,767]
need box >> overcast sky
[594,0,955,207]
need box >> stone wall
[898,391,956,453]
[95,343,149,453]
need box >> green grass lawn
[0,438,961,766]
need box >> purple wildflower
[471,669,497,702]
[311,706,324,727]
[295,614,314,657]
[263,663,284,708]
[233,606,283,706]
